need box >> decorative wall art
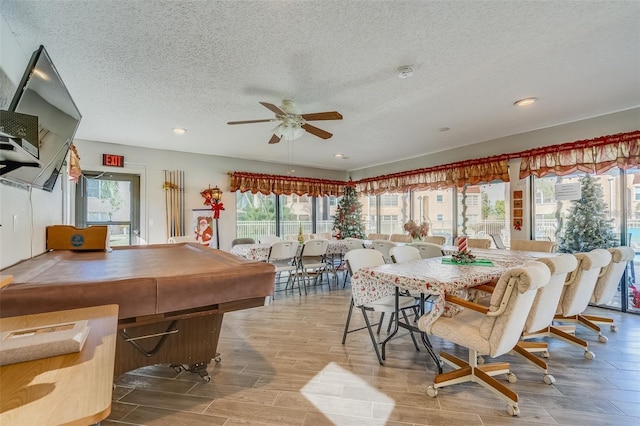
[512,191,524,230]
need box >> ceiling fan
[227,100,343,144]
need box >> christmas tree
[558,174,617,253]
[332,185,366,239]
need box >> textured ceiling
[1,1,639,172]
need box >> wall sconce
[211,186,222,202]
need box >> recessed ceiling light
[173,128,187,135]
[334,153,349,159]
[514,97,538,107]
[439,127,450,132]
[397,66,414,78]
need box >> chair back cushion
[591,246,635,305]
[557,249,611,316]
[367,233,389,241]
[511,239,557,253]
[390,245,421,263]
[423,236,446,245]
[525,254,578,332]
[390,234,412,243]
[468,238,491,249]
[479,261,551,357]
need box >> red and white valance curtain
[229,130,640,197]
[519,130,640,178]
[229,171,346,197]
[354,157,511,195]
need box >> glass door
[75,171,140,246]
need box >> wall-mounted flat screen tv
[3,45,82,191]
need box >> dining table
[350,248,556,370]
[230,239,350,261]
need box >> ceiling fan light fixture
[514,97,538,107]
[274,122,305,140]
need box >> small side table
[0,304,119,426]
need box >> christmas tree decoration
[558,174,617,253]
[332,185,366,239]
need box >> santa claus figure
[195,217,213,245]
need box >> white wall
[348,108,640,180]
[72,139,347,252]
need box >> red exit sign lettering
[102,154,124,167]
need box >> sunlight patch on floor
[301,362,394,423]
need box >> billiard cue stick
[164,170,170,238]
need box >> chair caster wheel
[426,386,438,397]
[610,325,618,332]
[202,375,211,383]
[214,356,222,363]
[477,356,484,365]
[543,374,556,385]
[584,350,595,360]
[507,405,520,416]
[598,335,608,343]
[507,372,517,384]
[173,365,185,373]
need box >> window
[76,172,140,246]
[457,183,510,242]
[236,192,277,241]
[635,186,640,201]
[316,195,339,234]
[412,188,454,243]
[380,194,399,207]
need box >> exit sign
[103,154,124,167]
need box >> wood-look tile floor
[106,277,640,425]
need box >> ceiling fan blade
[259,102,287,116]
[268,134,282,144]
[301,111,343,121]
[227,119,275,125]
[301,123,333,140]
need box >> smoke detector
[397,66,414,78]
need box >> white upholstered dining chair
[522,248,610,358]
[581,246,634,340]
[419,261,551,416]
